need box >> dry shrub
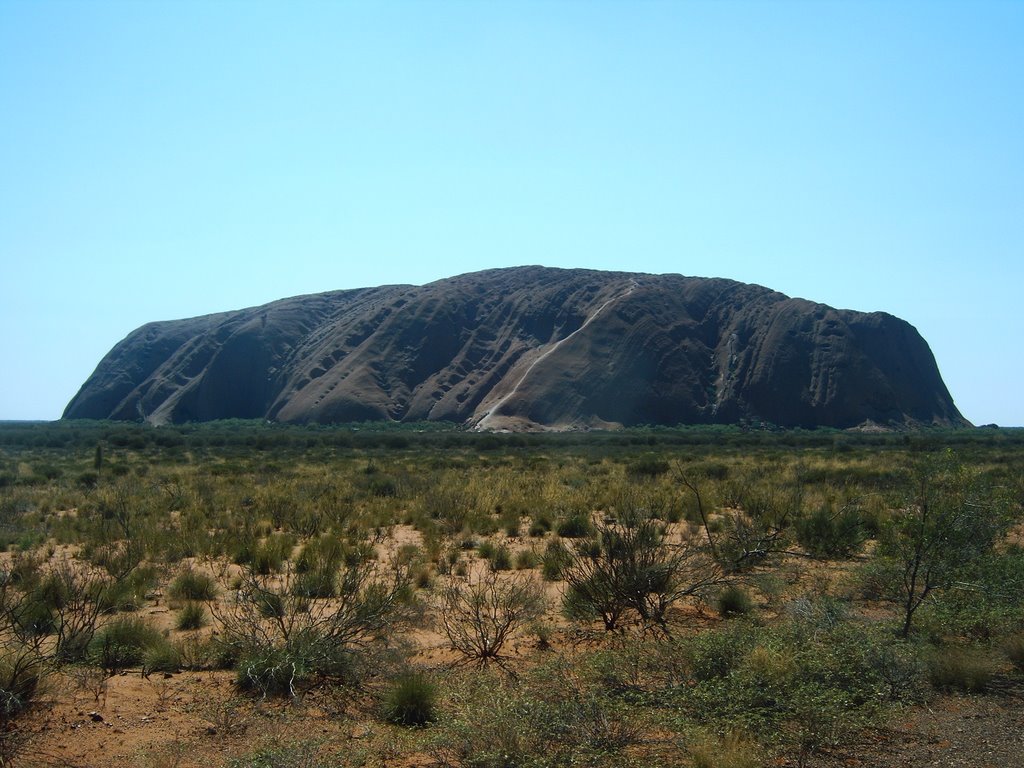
[689,731,761,768]
[1004,633,1024,671]
[438,571,546,665]
[927,646,995,693]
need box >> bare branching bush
[213,553,415,698]
[70,664,110,706]
[203,696,251,736]
[0,574,54,764]
[561,511,723,631]
[439,571,546,665]
[0,552,120,765]
[42,561,111,663]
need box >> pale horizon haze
[2,1,1021,426]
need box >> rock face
[64,266,968,430]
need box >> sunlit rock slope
[64,266,968,430]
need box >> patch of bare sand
[805,680,1024,768]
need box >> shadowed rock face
[64,266,968,430]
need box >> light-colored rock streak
[475,280,638,430]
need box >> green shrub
[174,635,217,671]
[1004,633,1024,672]
[414,566,433,589]
[231,539,256,567]
[235,640,358,699]
[295,535,345,574]
[677,615,926,757]
[383,671,437,726]
[252,537,290,575]
[626,458,671,479]
[236,646,310,697]
[225,739,326,768]
[98,566,159,613]
[796,506,866,559]
[176,602,207,631]
[368,476,398,498]
[169,569,218,601]
[528,516,552,537]
[926,647,994,693]
[11,593,56,637]
[689,731,761,768]
[717,585,754,618]
[476,540,496,560]
[503,516,522,538]
[542,539,569,581]
[515,549,539,570]
[915,550,1024,642]
[489,545,512,572]
[256,591,285,619]
[429,662,641,768]
[0,650,47,717]
[556,513,593,539]
[143,642,182,675]
[293,568,337,599]
[89,616,166,672]
[686,621,761,682]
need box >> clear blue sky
[2,0,1021,425]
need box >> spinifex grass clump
[383,671,437,726]
[926,646,994,693]
[251,534,295,575]
[98,566,159,613]
[89,616,170,673]
[556,513,593,539]
[0,649,47,719]
[488,545,512,572]
[175,602,207,631]
[1005,633,1024,672]
[542,539,569,581]
[795,505,866,559]
[717,585,754,618]
[169,569,218,601]
[292,566,338,599]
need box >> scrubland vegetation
[0,420,1022,767]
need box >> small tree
[439,571,545,665]
[875,453,1008,638]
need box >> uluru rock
[64,266,968,430]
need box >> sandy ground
[806,678,1024,768]
[9,526,1024,767]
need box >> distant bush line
[1,418,1019,455]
